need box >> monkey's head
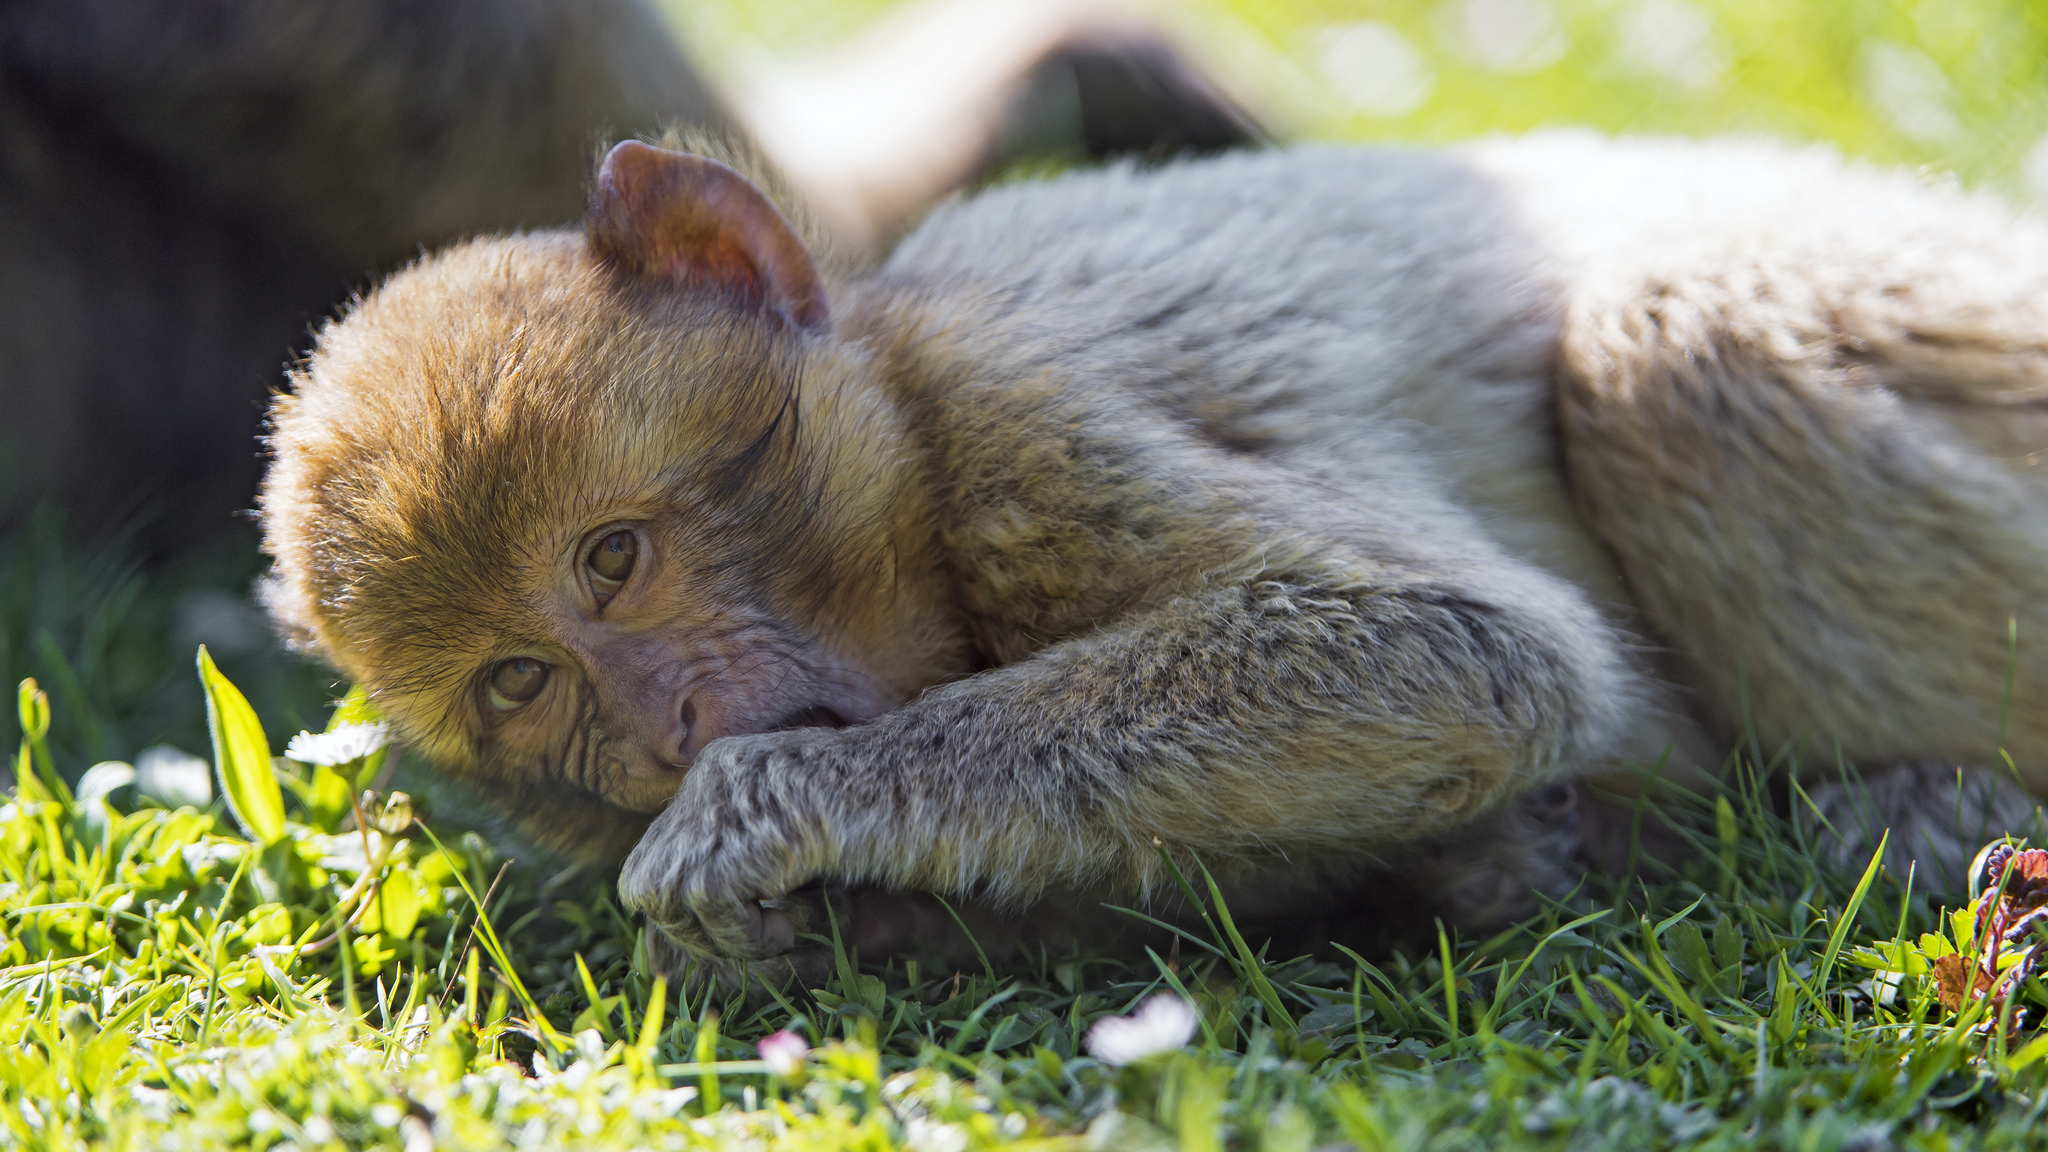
[260,142,961,859]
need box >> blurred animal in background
[260,132,2048,986]
[0,0,1254,552]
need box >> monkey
[256,131,2048,986]
[0,0,1253,553]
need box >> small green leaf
[1664,920,1718,993]
[308,764,353,833]
[239,903,295,947]
[14,679,68,804]
[1710,913,1744,971]
[197,646,284,845]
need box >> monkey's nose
[634,696,699,772]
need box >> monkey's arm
[619,570,1630,960]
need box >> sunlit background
[666,0,2048,195]
[10,0,2048,770]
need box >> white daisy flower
[1085,993,1199,1065]
[285,722,391,767]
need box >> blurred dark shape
[997,30,1261,166]
[0,0,720,552]
[0,0,1257,555]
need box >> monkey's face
[261,144,967,854]
[455,506,897,816]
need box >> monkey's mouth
[774,705,849,731]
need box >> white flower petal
[134,744,213,808]
[285,722,391,767]
[1085,993,1199,1065]
[758,1029,810,1078]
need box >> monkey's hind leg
[1554,211,2048,882]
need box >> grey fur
[627,136,2048,958]
[264,133,2048,974]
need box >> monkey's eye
[486,658,551,711]
[586,530,638,601]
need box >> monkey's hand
[617,728,837,961]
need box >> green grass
[0,513,333,772]
[9,654,2048,1149]
[11,0,2048,1146]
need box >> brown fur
[262,137,2048,980]
[264,142,1636,975]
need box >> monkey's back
[866,136,2048,784]
[877,143,1605,606]
[877,135,2044,602]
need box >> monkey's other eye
[587,530,638,598]
[486,658,551,711]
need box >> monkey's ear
[587,141,829,330]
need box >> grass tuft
[6,657,2048,1147]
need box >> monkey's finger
[663,947,833,1001]
[647,913,720,960]
[687,895,797,959]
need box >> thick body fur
[262,134,2048,978]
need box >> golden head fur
[261,212,954,856]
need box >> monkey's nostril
[678,697,699,754]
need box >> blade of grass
[1197,861,1294,1032]
[1816,834,1888,997]
[415,823,559,1051]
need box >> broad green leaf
[198,646,284,845]
[362,867,423,940]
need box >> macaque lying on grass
[261,132,2048,985]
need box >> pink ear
[587,141,829,330]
